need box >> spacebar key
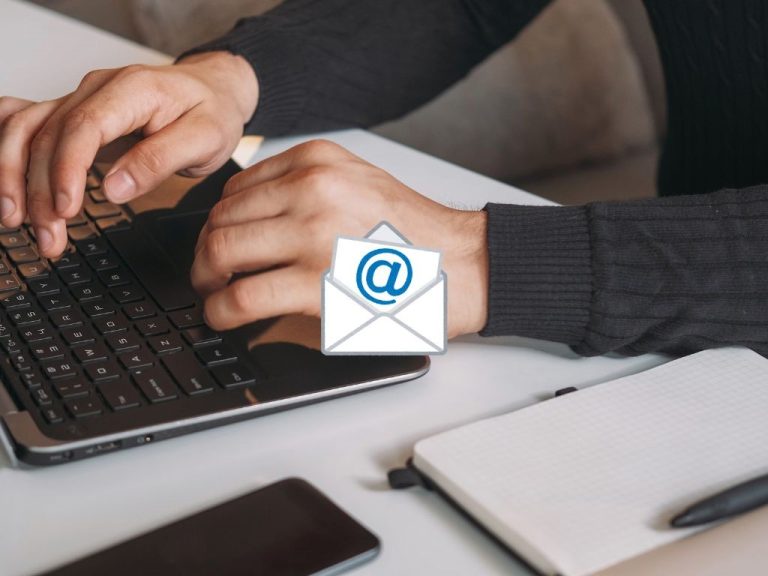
[106,229,196,311]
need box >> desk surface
[0,2,668,575]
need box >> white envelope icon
[322,222,446,355]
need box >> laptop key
[50,309,85,328]
[41,405,65,424]
[98,266,131,287]
[133,367,178,403]
[89,188,106,202]
[8,246,39,264]
[182,326,221,348]
[162,352,215,396]
[59,268,92,286]
[85,202,121,220]
[51,252,84,270]
[1,292,31,309]
[82,301,115,317]
[18,370,44,390]
[0,319,11,338]
[196,344,238,366]
[119,350,155,370]
[10,350,34,372]
[211,362,257,389]
[70,283,104,302]
[123,301,156,320]
[86,252,119,271]
[0,260,8,275]
[19,325,54,343]
[85,360,121,382]
[106,331,141,352]
[71,230,102,249]
[135,317,169,337]
[30,339,66,361]
[168,308,204,329]
[32,386,54,406]
[9,307,43,327]
[54,379,91,399]
[148,334,183,355]
[73,343,109,364]
[99,378,141,411]
[17,261,49,279]
[93,313,128,334]
[66,212,88,227]
[86,173,101,190]
[96,216,131,233]
[39,293,73,312]
[0,225,19,234]
[41,359,78,380]
[28,277,62,295]
[64,395,103,419]
[2,336,22,354]
[61,326,96,347]
[0,276,20,292]
[197,344,237,366]
[0,232,28,249]
[110,284,144,304]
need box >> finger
[99,112,228,205]
[44,71,164,217]
[191,217,300,297]
[0,99,61,226]
[222,138,344,198]
[27,75,115,255]
[209,174,293,230]
[193,174,292,256]
[203,267,319,331]
[0,96,33,123]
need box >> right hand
[0,51,259,257]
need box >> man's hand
[191,139,489,338]
[0,52,258,257]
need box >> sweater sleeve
[183,0,550,136]
[480,186,768,357]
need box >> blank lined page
[413,348,768,576]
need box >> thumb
[103,115,230,203]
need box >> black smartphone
[42,478,380,576]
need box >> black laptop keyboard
[0,168,258,426]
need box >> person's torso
[643,0,768,196]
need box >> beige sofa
[30,0,665,205]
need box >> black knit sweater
[189,0,768,357]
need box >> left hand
[191,139,488,338]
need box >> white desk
[0,2,668,575]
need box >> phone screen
[44,478,380,576]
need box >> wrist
[446,209,489,336]
[178,51,259,126]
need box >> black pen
[671,471,768,528]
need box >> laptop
[0,157,429,467]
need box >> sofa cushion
[374,0,656,182]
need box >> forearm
[184,0,550,136]
[481,186,768,357]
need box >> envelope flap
[365,221,411,245]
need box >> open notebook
[409,347,768,576]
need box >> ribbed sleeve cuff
[479,203,592,345]
[180,22,308,136]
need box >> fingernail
[0,197,15,222]
[54,193,70,215]
[37,228,53,252]
[104,170,136,203]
